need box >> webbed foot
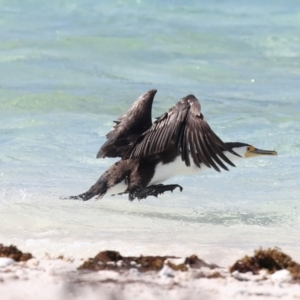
[129,184,183,201]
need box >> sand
[1,245,300,300]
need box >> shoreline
[1,244,300,300]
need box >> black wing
[124,95,240,172]
[97,89,157,159]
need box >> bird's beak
[246,147,278,158]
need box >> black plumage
[97,89,157,159]
[69,90,242,201]
[101,92,239,172]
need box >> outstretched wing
[124,94,239,171]
[97,89,157,159]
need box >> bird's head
[226,142,278,159]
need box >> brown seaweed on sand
[230,247,300,280]
[0,244,33,262]
[78,250,218,273]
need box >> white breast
[148,156,207,186]
[148,149,244,186]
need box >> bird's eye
[247,147,251,151]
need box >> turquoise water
[1,0,300,265]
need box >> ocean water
[1,0,300,266]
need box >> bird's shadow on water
[94,205,291,227]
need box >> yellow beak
[246,147,278,158]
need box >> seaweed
[78,250,218,273]
[0,244,33,262]
[230,247,300,280]
[78,250,175,272]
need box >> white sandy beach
[1,247,300,300]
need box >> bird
[69,89,277,201]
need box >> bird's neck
[223,143,246,162]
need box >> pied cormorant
[69,90,277,201]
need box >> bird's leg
[129,184,183,201]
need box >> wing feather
[192,130,208,168]
[125,94,239,171]
[97,89,157,159]
[204,140,229,171]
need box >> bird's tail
[69,172,109,201]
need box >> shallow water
[1,0,300,266]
